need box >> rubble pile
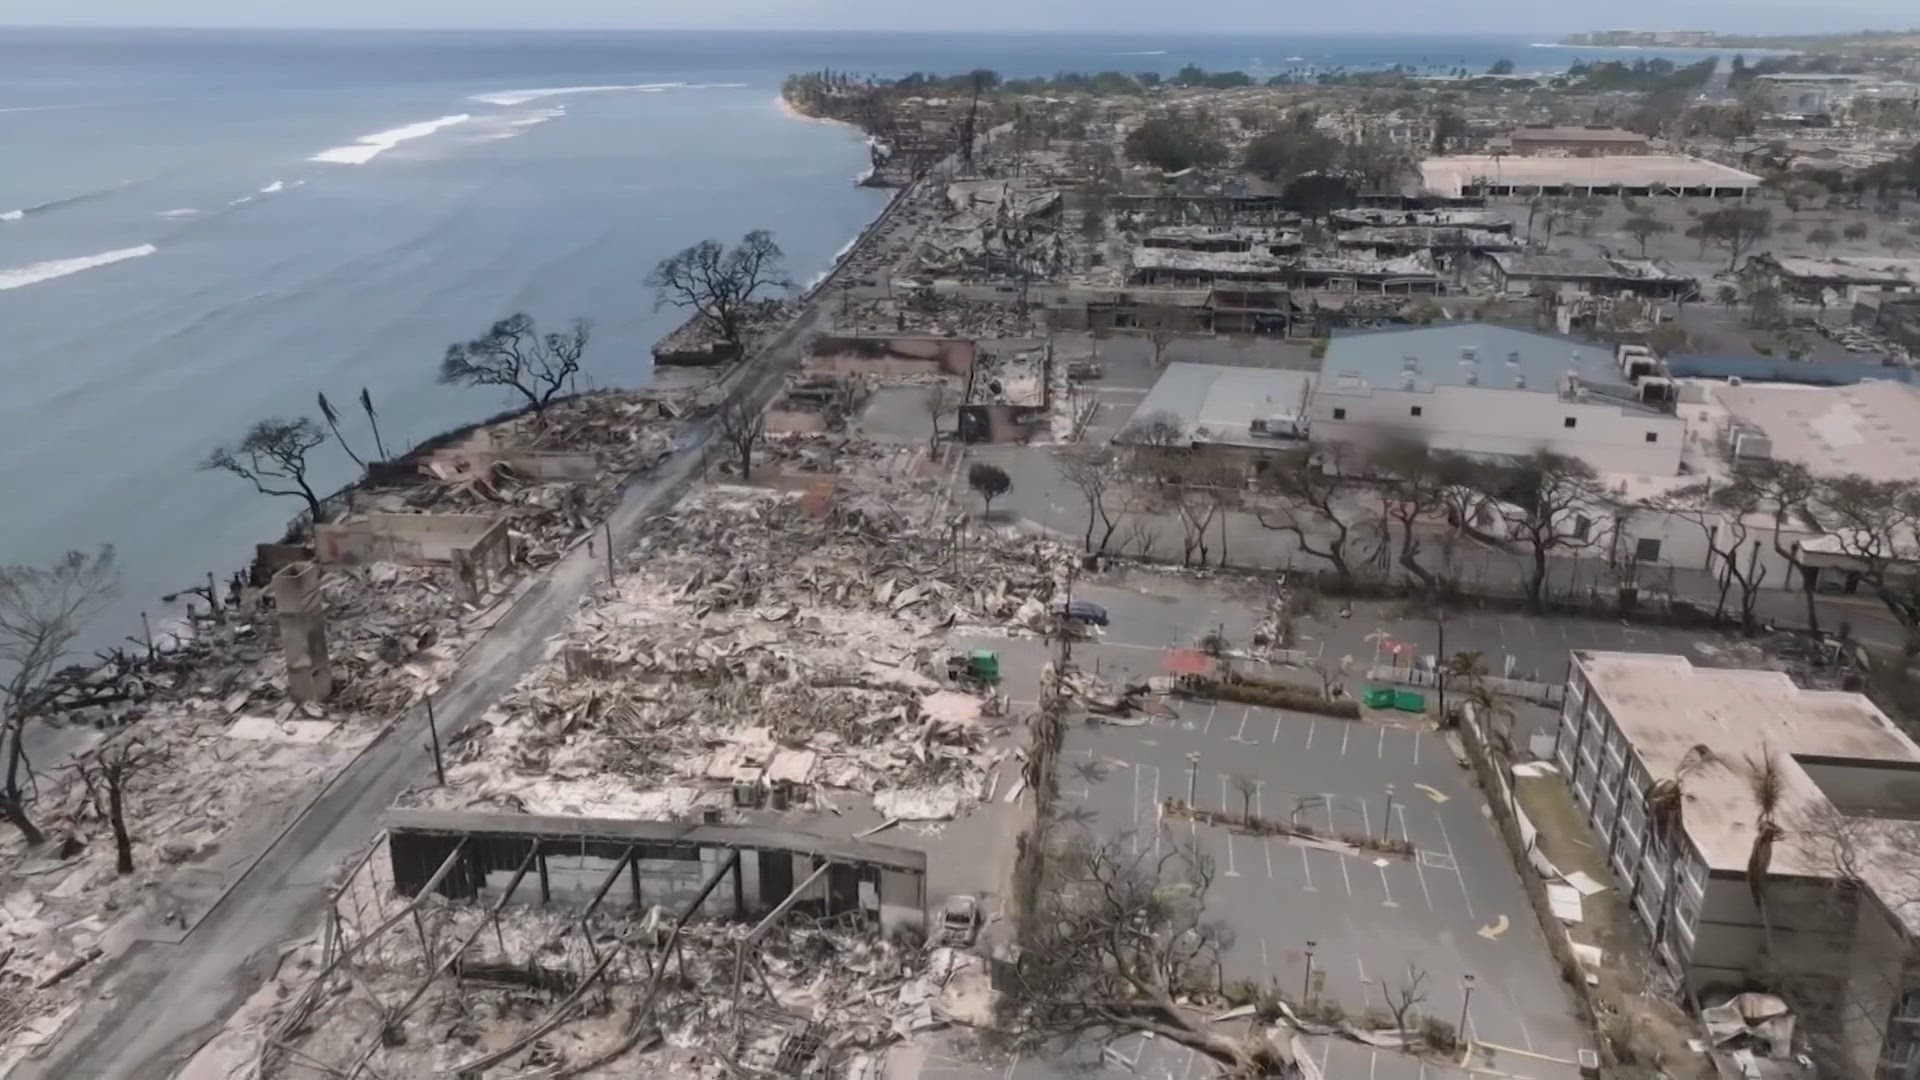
[352,391,687,565]
[311,563,482,714]
[0,610,382,1061]
[411,461,1073,824]
[274,898,932,1080]
[840,295,1038,339]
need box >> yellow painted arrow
[1477,914,1510,940]
[1414,783,1449,803]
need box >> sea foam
[310,115,471,165]
[0,244,157,291]
[0,210,22,222]
[469,83,744,106]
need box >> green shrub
[1188,677,1361,718]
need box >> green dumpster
[969,649,1001,685]
[1362,687,1397,710]
[1393,689,1427,712]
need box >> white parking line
[1262,936,1271,970]
[1399,804,1435,912]
[1204,702,1217,734]
[1328,801,1353,896]
[1224,831,1239,877]
[1266,836,1275,879]
[1341,724,1351,756]
[1517,1010,1536,1052]
[1306,718,1317,749]
[1300,844,1315,890]
[1434,809,1476,919]
[1271,712,1283,744]
[1234,707,1249,743]
[1370,1048,1379,1080]
[1413,729,1423,766]
[1378,725,1387,759]
[1357,955,1372,1006]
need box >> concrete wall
[1308,384,1685,475]
[314,513,506,566]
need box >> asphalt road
[9,253,845,1080]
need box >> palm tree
[1746,747,1786,958]
[1447,651,1514,748]
[1644,744,1718,955]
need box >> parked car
[1055,599,1110,627]
[939,894,981,946]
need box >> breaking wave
[1,181,137,222]
[310,114,471,165]
[259,179,285,194]
[1112,50,1168,56]
[468,83,745,106]
[157,208,201,218]
[0,244,157,291]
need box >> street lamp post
[1458,973,1476,1048]
[1303,940,1318,1004]
[1186,752,1201,807]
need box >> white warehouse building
[1307,324,1685,475]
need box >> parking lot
[1059,694,1589,1080]
[918,573,1686,1080]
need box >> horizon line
[0,24,1882,37]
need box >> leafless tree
[439,313,591,416]
[1149,328,1175,367]
[646,229,792,351]
[1802,473,1920,652]
[1058,445,1126,555]
[1231,774,1259,820]
[1732,461,1825,634]
[995,832,1298,1077]
[1367,446,1451,593]
[1383,966,1430,1035]
[1644,478,1771,630]
[66,737,164,874]
[201,417,331,523]
[0,548,119,845]
[1253,445,1361,585]
[925,380,950,452]
[715,399,768,480]
[1480,451,1612,612]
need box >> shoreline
[774,91,864,133]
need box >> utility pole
[1433,595,1448,722]
[1186,752,1201,806]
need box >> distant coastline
[1558,28,1917,51]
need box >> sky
[1,0,1914,35]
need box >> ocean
[0,28,1761,651]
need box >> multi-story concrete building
[1557,652,1920,1080]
